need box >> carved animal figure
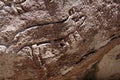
[6,12,86,54]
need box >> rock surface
[0,0,120,80]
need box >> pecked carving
[6,12,86,54]
[0,10,68,46]
[0,0,120,80]
[68,7,76,16]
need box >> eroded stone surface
[0,0,120,80]
[96,44,120,80]
[0,45,6,54]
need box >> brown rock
[0,0,120,80]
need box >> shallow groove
[15,17,68,36]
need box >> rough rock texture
[96,44,120,80]
[0,0,120,80]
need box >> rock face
[0,0,120,80]
[96,44,120,80]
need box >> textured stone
[0,45,6,54]
[0,0,120,80]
